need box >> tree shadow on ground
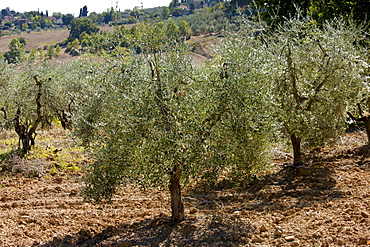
[35,145,369,247]
[190,145,364,214]
[35,217,174,247]
[36,214,253,247]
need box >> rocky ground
[0,130,370,246]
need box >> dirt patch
[187,34,221,67]
[189,34,220,58]
[1,131,370,246]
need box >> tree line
[0,17,192,62]
[3,0,368,39]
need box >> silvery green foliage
[267,17,367,148]
[202,22,276,185]
[0,60,93,152]
[220,16,367,156]
[74,47,206,203]
[74,16,367,202]
[76,40,277,202]
[0,63,49,129]
[41,60,94,129]
[0,59,13,129]
[0,62,63,153]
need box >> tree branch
[148,60,175,132]
[28,76,43,139]
[286,45,303,109]
[0,107,7,120]
[357,103,364,118]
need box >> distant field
[0,26,219,65]
[0,25,132,54]
[0,29,69,54]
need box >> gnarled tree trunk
[14,76,43,155]
[290,133,302,166]
[169,164,184,223]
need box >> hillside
[0,129,369,246]
[0,28,218,65]
[0,29,69,54]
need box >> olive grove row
[0,16,368,222]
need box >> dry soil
[0,131,370,247]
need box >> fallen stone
[217,179,233,189]
[231,233,240,241]
[189,208,198,214]
[284,236,295,241]
[274,226,283,236]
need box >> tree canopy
[62,14,74,26]
[223,16,368,165]
[254,0,370,27]
[68,18,99,42]
[4,37,27,64]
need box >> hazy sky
[1,0,171,16]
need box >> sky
[1,0,171,16]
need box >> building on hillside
[177,5,190,15]
[56,18,64,25]
[46,16,57,24]
[3,16,15,23]
[13,18,28,27]
[2,16,29,27]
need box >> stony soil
[1,131,370,247]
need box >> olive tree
[347,50,370,143]
[255,17,367,165]
[73,44,207,222]
[347,98,370,144]
[73,22,279,222]
[0,59,13,129]
[0,60,91,154]
[41,60,94,129]
[197,36,276,185]
[0,63,48,154]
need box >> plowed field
[1,130,370,246]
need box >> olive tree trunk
[14,76,43,155]
[149,59,185,223]
[347,107,370,144]
[169,164,184,223]
[359,117,370,144]
[290,133,302,166]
